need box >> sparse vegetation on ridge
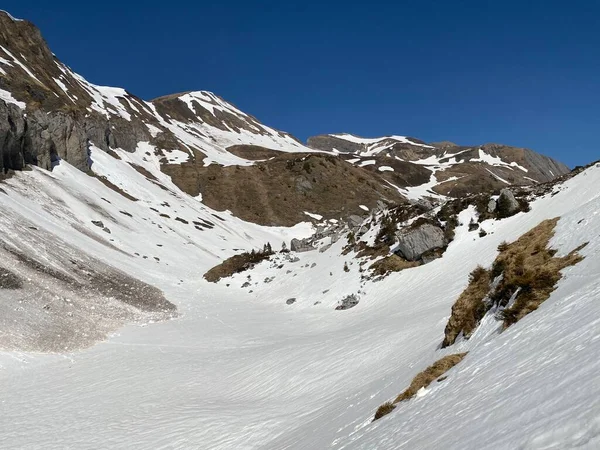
[442,218,587,347]
[369,255,420,278]
[204,244,275,282]
[373,353,468,421]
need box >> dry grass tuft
[442,217,587,347]
[369,255,420,277]
[441,266,491,347]
[373,353,468,422]
[393,353,468,403]
[87,171,138,202]
[204,246,274,283]
[492,219,587,327]
[373,402,396,421]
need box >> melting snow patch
[378,166,394,172]
[146,124,163,138]
[0,46,43,84]
[471,149,528,172]
[0,88,25,109]
[486,168,510,184]
[165,150,190,164]
[304,212,323,221]
[359,160,376,167]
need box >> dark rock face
[0,11,157,172]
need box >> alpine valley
[0,10,598,450]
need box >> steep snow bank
[0,162,598,449]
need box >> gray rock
[335,294,359,310]
[295,177,313,193]
[488,198,497,213]
[319,243,332,253]
[290,238,315,253]
[347,215,364,228]
[286,298,296,305]
[395,223,446,261]
[497,189,520,217]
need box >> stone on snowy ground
[335,294,360,310]
[290,238,315,253]
[395,223,446,262]
[497,189,520,217]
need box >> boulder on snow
[488,198,497,213]
[290,238,315,253]
[347,215,364,228]
[395,223,446,262]
[335,294,359,310]
[497,189,520,218]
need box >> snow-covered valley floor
[1,155,599,449]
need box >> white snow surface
[471,148,529,172]
[304,211,323,221]
[0,45,43,84]
[331,133,434,149]
[0,153,598,449]
[0,9,23,21]
[0,87,25,109]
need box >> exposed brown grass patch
[441,266,491,347]
[492,219,586,328]
[393,353,468,403]
[373,353,467,421]
[354,242,390,260]
[106,149,122,160]
[369,255,420,277]
[87,171,138,202]
[204,246,274,283]
[374,402,396,421]
[442,218,586,347]
[129,163,159,182]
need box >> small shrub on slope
[441,218,587,347]
[373,353,468,422]
[204,245,275,282]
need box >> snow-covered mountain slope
[0,11,597,448]
[309,134,571,199]
[1,10,571,210]
[0,10,313,174]
[1,133,598,450]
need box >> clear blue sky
[5,1,599,167]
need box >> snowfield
[0,157,599,449]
